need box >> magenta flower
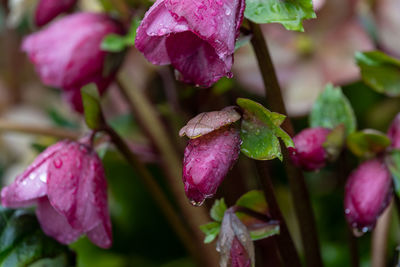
[230,237,251,267]
[34,0,77,27]
[183,126,241,205]
[22,13,123,113]
[289,127,331,171]
[388,113,400,149]
[1,140,112,248]
[135,0,245,87]
[344,159,393,233]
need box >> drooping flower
[183,126,241,205]
[344,159,393,234]
[289,127,331,171]
[22,12,123,112]
[1,140,112,248]
[34,0,77,27]
[388,112,400,149]
[135,0,245,87]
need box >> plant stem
[346,225,359,267]
[249,21,323,267]
[116,72,219,266]
[103,125,201,264]
[0,119,80,140]
[371,202,392,267]
[255,161,302,267]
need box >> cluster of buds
[1,138,112,248]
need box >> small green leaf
[386,150,400,198]
[199,222,220,244]
[237,98,293,161]
[347,129,391,158]
[310,84,356,135]
[101,34,127,53]
[81,84,104,130]
[210,198,227,222]
[323,124,346,161]
[244,0,316,31]
[355,51,400,96]
[0,207,74,266]
[236,190,267,213]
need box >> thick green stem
[249,21,323,267]
[255,162,302,267]
[117,72,219,266]
[104,125,201,263]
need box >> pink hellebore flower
[388,112,400,149]
[344,159,393,233]
[183,126,241,205]
[289,127,331,171]
[22,13,123,113]
[230,237,251,267]
[35,0,77,27]
[1,140,112,248]
[135,0,245,87]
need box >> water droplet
[53,158,63,168]
[345,209,350,214]
[189,199,205,206]
[39,173,47,183]
[225,7,231,15]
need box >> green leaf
[355,51,400,97]
[237,98,294,161]
[235,190,279,241]
[81,84,104,130]
[199,222,221,244]
[101,19,141,53]
[310,84,356,135]
[244,0,316,31]
[347,129,391,158]
[323,124,346,161]
[0,207,74,267]
[210,199,227,222]
[386,150,400,198]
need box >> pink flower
[1,140,112,248]
[388,112,400,149]
[34,0,77,27]
[22,13,123,113]
[183,126,241,205]
[289,127,331,171]
[230,237,251,267]
[344,159,393,233]
[135,0,245,87]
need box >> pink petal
[36,197,82,244]
[35,0,77,27]
[1,141,67,208]
[46,142,111,238]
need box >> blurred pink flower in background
[1,140,112,248]
[22,12,123,113]
[34,0,77,26]
[135,0,245,87]
[375,0,400,57]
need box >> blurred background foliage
[0,0,400,266]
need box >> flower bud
[22,13,123,112]
[135,0,245,87]
[183,126,241,205]
[344,159,393,234]
[230,237,251,267]
[289,127,331,171]
[1,140,112,248]
[388,112,400,149]
[34,0,77,27]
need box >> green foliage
[323,125,346,161]
[385,151,400,198]
[81,84,103,130]
[199,222,221,244]
[355,51,400,97]
[347,129,391,158]
[101,19,141,53]
[0,207,74,267]
[210,198,227,222]
[244,0,316,31]
[310,84,356,135]
[237,98,293,161]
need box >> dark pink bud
[22,13,123,112]
[183,126,241,205]
[388,113,400,149]
[135,0,245,87]
[1,140,112,248]
[230,237,251,267]
[289,127,331,171]
[344,159,393,234]
[34,0,77,27]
